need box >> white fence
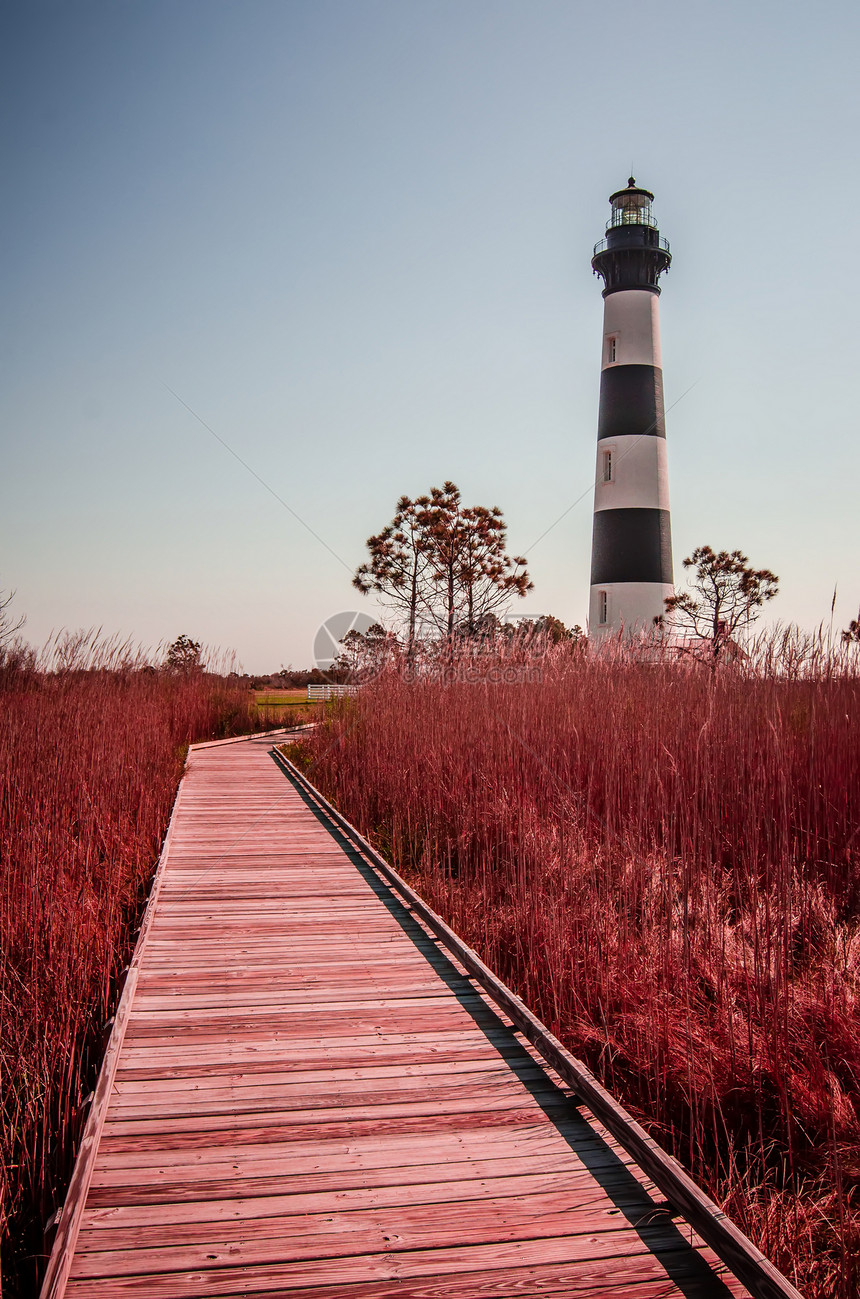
[306,684,359,701]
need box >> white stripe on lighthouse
[594,435,670,512]
[601,289,662,369]
[589,582,675,634]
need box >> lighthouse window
[602,449,613,483]
[607,336,617,363]
[598,591,608,624]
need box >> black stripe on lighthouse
[590,508,673,585]
[597,364,665,440]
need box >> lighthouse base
[588,581,674,638]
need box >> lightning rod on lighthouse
[589,178,674,635]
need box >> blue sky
[2,0,858,670]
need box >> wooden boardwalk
[42,733,795,1299]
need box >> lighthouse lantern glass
[609,192,656,229]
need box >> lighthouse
[588,178,674,635]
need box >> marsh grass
[302,632,860,1298]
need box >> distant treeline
[242,667,351,689]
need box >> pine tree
[660,546,778,669]
[353,482,532,647]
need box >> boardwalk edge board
[193,723,314,752]
[270,746,802,1299]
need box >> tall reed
[0,642,260,1296]
[303,635,860,1299]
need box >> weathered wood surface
[42,733,775,1298]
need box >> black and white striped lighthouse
[588,178,674,635]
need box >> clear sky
[2,0,858,671]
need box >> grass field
[251,688,318,726]
[299,639,860,1299]
[252,688,310,706]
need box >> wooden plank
[63,1234,741,1297]
[85,1154,630,1206]
[109,1060,550,1097]
[126,992,486,1019]
[131,987,457,1009]
[114,1046,514,1080]
[133,976,456,996]
[78,1162,676,1230]
[102,1090,567,1127]
[74,1185,644,1254]
[68,1257,736,1299]
[110,1057,547,1094]
[113,1031,519,1074]
[104,1077,562,1121]
[96,1104,571,1152]
[89,1118,598,1167]
[67,1216,687,1280]
[88,1143,639,1189]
